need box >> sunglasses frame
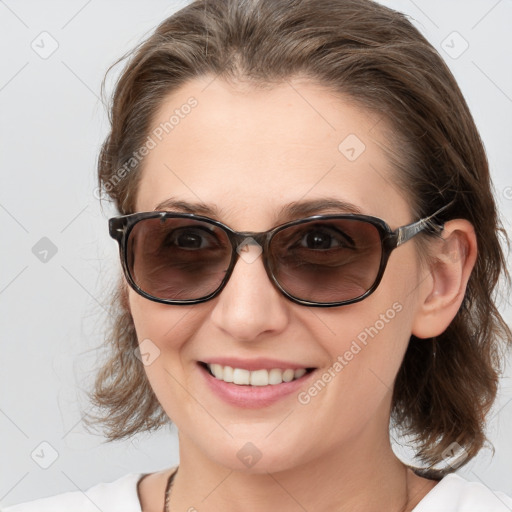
[109,204,449,307]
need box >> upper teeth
[207,364,307,386]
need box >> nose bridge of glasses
[231,231,270,252]
[227,231,274,277]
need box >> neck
[168,428,416,512]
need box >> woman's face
[129,77,426,472]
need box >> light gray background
[1,0,511,507]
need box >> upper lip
[200,357,315,371]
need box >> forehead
[135,76,410,229]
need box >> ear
[411,219,477,339]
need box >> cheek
[128,291,193,387]
[128,290,200,349]
[287,303,412,457]
[311,250,420,407]
[324,299,410,387]
[127,290,213,414]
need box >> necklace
[163,465,410,512]
[163,468,178,512]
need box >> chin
[197,432,311,475]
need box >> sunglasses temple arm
[395,202,452,246]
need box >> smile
[206,363,310,386]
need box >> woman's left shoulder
[2,472,145,512]
[414,473,512,512]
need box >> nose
[209,243,289,342]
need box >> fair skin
[130,76,477,512]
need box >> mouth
[197,358,318,408]
[200,362,315,386]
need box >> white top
[3,472,512,512]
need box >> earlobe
[411,219,477,339]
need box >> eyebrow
[153,197,363,220]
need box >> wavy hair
[85,0,511,474]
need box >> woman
[6,0,511,510]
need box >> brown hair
[87,0,511,474]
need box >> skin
[130,76,477,511]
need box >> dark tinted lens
[127,217,231,300]
[270,218,383,303]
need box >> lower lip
[199,364,315,408]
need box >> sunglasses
[109,204,448,307]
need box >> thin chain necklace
[163,466,410,512]
[163,468,178,512]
